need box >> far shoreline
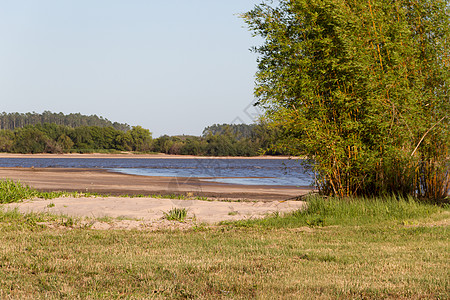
[0,152,303,160]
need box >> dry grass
[0,200,448,299]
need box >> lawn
[0,195,448,299]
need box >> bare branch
[411,116,447,157]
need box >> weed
[0,179,39,204]
[163,208,188,222]
[0,179,104,204]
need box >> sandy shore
[0,167,310,201]
[0,166,310,229]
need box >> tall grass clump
[0,179,39,204]
[163,208,188,222]
[227,195,445,228]
[299,195,443,225]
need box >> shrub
[243,0,449,201]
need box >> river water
[0,158,314,187]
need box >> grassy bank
[0,179,70,204]
[0,179,210,204]
[0,195,448,299]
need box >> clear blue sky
[0,0,263,137]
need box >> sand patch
[3,196,306,230]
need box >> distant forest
[152,123,283,156]
[0,111,130,132]
[0,112,288,156]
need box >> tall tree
[243,0,449,200]
[0,111,131,131]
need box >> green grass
[0,208,79,230]
[221,195,447,228]
[163,207,188,222]
[0,195,448,299]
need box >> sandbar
[0,167,311,201]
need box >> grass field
[0,194,448,299]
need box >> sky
[0,0,264,137]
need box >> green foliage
[126,126,152,151]
[0,123,153,154]
[12,127,49,154]
[243,0,449,200]
[0,130,14,152]
[0,179,39,204]
[203,123,259,140]
[152,123,288,156]
[0,179,95,204]
[57,134,74,152]
[163,207,188,222]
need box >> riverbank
[0,167,311,201]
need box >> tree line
[0,111,130,132]
[0,115,287,156]
[152,123,284,156]
[0,123,152,154]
